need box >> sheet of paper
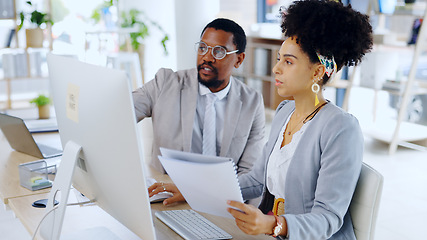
[159,155,243,218]
[160,147,231,163]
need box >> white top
[191,80,231,156]
[266,111,311,199]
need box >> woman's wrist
[265,215,277,235]
[266,215,287,237]
[278,216,287,237]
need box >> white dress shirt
[191,80,231,156]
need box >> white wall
[121,0,221,80]
[121,0,177,81]
[219,0,257,33]
[175,0,220,70]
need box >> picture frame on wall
[0,0,16,19]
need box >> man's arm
[132,68,172,122]
[236,93,265,175]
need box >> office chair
[350,163,384,240]
[138,118,154,164]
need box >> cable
[66,200,94,206]
[32,205,59,240]
[31,200,95,239]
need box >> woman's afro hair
[281,0,373,83]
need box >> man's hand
[148,182,185,205]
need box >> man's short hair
[201,18,246,54]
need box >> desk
[0,131,58,204]
[9,193,270,240]
[1,131,270,239]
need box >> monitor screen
[374,0,397,14]
[42,54,155,239]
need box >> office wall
[175,0,220,70]
[218,0,257,36]
[121,0,222,79]
[121,0,260,78]
[350,0,370,13]
[121,0,178,81]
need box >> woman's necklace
[285,102,328,136]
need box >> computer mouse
[32,198,59,208]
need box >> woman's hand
[148,182,185,205]
[227,200,277,235]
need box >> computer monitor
[370,0,396,14]
[378,0,396,14]
[40,54,156,239]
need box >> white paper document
[158,148,243,218]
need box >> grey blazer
[132,68,265,174]
[239,100,363,240]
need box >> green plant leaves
[30,94,51,106]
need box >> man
[132,18,265,174]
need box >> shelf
[357,0,427,154]
[381,87,427,96]
[0,0,53,110]
[235,36,285,109]
[394,1,426,17]
[357,78,427,96]
[326,79,350,89]
[234,73,274,82]
[0,0,15,19]
[363,119,427,151]
[0,76,49,81]
[0,48,49,79]
[0,0,18,48]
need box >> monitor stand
[39,140,82,240]
[37,141,133,240]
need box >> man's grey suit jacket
[132,68,265,174]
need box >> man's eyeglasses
[195,41,239,60]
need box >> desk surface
[9,193,270,240]
[1,131,270,239]
[0,132,59,204]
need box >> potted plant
[90,0,115,29]
[18,1,53,48]
[120,8,169,55]
[30,94,51,119]
[119,8,169,82]
[91,1,168,54]
[91,2,169,72]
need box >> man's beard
[197,74,224,89]
[197,63,224,89]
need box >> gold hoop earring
[312,80,320,106]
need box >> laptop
[0,113,62,159]
[24,118,58,133]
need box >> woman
[226,0,373,239]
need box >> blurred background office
[1,0,427,239]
